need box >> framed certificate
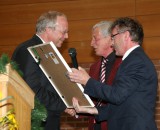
[27,42,94,108]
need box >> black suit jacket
[84,47,158,130]
[12,35,66,111]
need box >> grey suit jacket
[84,47,158,130]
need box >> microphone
[68,48,78,69]
[68,48,79,118]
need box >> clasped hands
[65,97,98,117]
[65,97,88,117]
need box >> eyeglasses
[57,29,68,36]
[111,30,130,40]
[48,26,68,36]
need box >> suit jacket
[84,47,158,130]
[12,35,66,112]
[88,53,121,130]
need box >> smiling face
[91,27,113,57]
[47,16,68,48]
[36,11,69,47]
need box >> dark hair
[110,17,144,45]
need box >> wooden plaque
[27,42,94,108]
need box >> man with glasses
[68,17,158,130]
[12,11,68,130]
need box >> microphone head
[68,48,77,57]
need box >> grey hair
[36,11,67,34]
[92,21,113,37]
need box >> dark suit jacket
[84,47,158,130]
[12,35,66,112]
[88,53,121,130]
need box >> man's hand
[72,97,98,115]
[67,66,90,85]
[64,108,76,117]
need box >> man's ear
[124,31,131,40]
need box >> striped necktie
[96,58,108,107]
[100,58,107,83]
[94,58,108,124]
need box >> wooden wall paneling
[0,0,160,130]
[156,102,160,110]
[0,19,105,62]
[0,24,35,46]
[68,17,132,42]
[60,40,99,63]
[0,0,135,25]
[0,0,76,5]
[156,120,160,129]
[142,37,160,59]
[0,4,42,24]
[68,17,135,42]
[155,114,160,121]
[0,18,113,46]
[0,40,98,63]
[68,19,108,42]
[0,0,159,62]
[137,15,160,37]
[0,46,16,58]
[136,0,160,15]
[65,0,135,20]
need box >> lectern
[0,64,34,130]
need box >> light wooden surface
[0,64,34,130]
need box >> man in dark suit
[12,11,68,130]
[68,17,158,130]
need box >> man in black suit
[68,17,158,130]
[12,11,69,130]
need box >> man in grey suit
[12,11,69,130]
[67,17,158,130]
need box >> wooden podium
[0,64,35,130]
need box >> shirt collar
[36,34,45,43]
[122,45,140,61]
[103,51,115,62]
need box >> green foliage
[10,61,23,77]
[0,54,10,73]
[31,98,47,130]
[0,54,23,77]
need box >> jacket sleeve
[94,105,110,122]
[84,57,148,105]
